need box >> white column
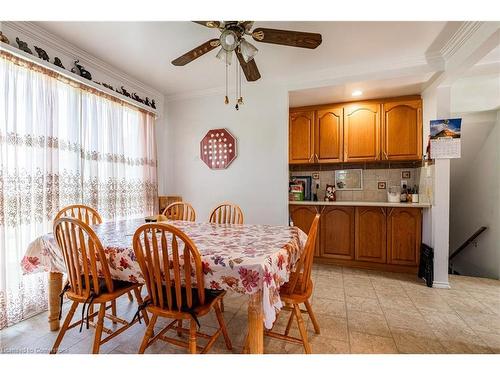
[422,86,452,288]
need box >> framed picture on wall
[335,169,363,190]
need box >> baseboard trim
[432,281,451,289]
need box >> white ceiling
[288,72,434,107]
[35,21,446,98]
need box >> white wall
[450,111,500,278]
[161,84,290,225]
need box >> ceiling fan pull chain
[235,60,240,110]
[224,60,229,105]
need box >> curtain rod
[0,43,159,117]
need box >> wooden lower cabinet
[289,204,422,273]
[355,207,387,263]
[387,207,422,266]
[320,206,355,260]
[289,205,320,256]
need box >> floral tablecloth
[22,218,307,328]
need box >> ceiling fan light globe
[216,47,233,65]
[240,39,258,63]
[220,29,239,52]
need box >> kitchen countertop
[289,200,432,208]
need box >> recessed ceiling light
[352,90,363,97]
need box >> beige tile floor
[1,264,499,354]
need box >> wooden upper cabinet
[289,111,314,164]
[315,107,343,163]
[344,103,381,162]
[387,208,422,266]
[320,206,354,260]
[289,205,320,256]
[355,207,387,263]
[382,100,422,161]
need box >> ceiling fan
[171,21,323,82]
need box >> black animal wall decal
[71,60,92,80]
[34,46,50,61]
[120,86,131,97]
[53,57,65,69]
[16,37,33,54]
[0,31,10,45]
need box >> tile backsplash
[291,168,423,202]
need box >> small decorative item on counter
[324,184,336,201]
[400,184,408,202]
[16,37,33,54]
[387,186,400,203]
[289,183,304,201]
[34,46,50,61]
[120,86,131,98]
[53,57,65,69]
[71,60,92,80]
[410,185,419,203]
[0,31,10,45]
[313,183,319,201]
[151,99,156,109]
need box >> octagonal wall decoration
[200,128,237,169]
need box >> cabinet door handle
[387,208,394,217]
[384,151,388,160]
[315,153,319,162]
[380,207,386,216]
[308,154,314,163]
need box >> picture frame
[334,169,363,190]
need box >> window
[0,51,157,328]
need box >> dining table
[21,217,307,354]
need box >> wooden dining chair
[161,202,196,222]
[55,204,134,305]
[132,223,232,354]
[246,214,320,354]
[51,217,148,354]
[208,202,244,224]
[55,204,103,225]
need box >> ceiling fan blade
[171,39,221,66]
[235,50,261,82]
[192,21,221,29]
[251,28,322,49]
[239,21,254,33]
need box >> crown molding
[440,22,484,62]
[3,21,163,100]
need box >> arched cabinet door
[387,208,422,266]
[289,110,314,164]
[289,205,320,256]
[382,100,422,161]
[355,207,387,263]
[344,103,381,162]
[320,206,354,259]
[315,107,343,163]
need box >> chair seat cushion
[157,286,224,313]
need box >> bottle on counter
[400,184,408,202]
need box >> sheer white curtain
[0,53,157,329]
